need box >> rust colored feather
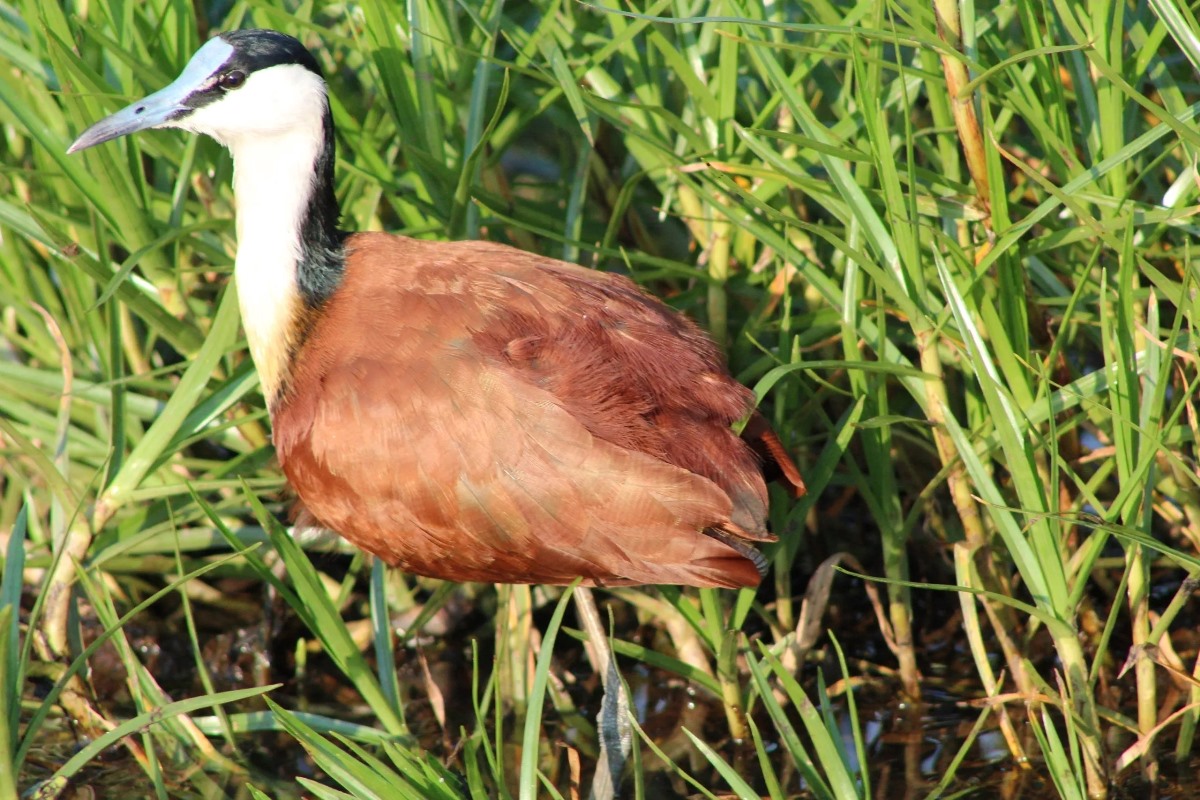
[273,233,802,588]
[742,412,807,499]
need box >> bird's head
[68,29,327,153]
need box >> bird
[69,29,804,591]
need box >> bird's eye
[219,70,246,90]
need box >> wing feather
[274,232,789,587]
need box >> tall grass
[2,1,1198,798]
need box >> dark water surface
[17,565,1200,799]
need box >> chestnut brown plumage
[69,30,804,589]
[277,234,803,587]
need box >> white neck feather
[229,126,320,405]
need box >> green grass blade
[518,582,576,800]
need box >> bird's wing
[475,243,778,536]
[272,234,764,587]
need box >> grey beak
[66,36,239,154]
[67,82,194,153]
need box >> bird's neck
[228,107,343,406]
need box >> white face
[176,63,328,146]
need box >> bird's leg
[574,586,632,800]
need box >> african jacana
[69,29,803,589]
